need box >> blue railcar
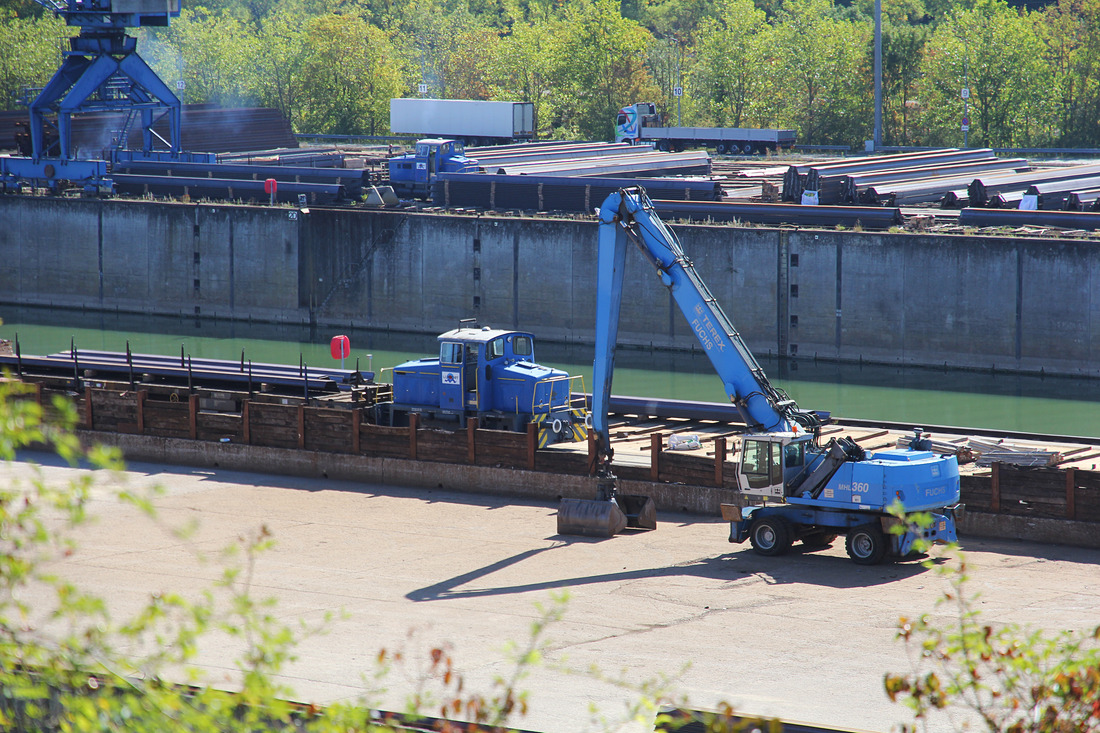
[377,326,589,447]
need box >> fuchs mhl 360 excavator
[557,187,963,565]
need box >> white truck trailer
[615,102,796,155]
[390,98,535,146]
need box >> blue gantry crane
[1,0,181,191]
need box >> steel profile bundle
[864,172,1003,207]
[114,159,369,196]
[113,174,346,204]
[783,149,994,203]
[1066,189,1100,211]
[848,157,1028,205]
[957,207,1100,231]
[1022,176,1100,210]
[967,163,1100,207]
[480,150,711,177]
[219,147,347,168]
[433,172,720,211]
[0,348,366,395]
[469,141,641,166]
[651,200,903,229]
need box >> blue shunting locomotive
[376,325,590,447]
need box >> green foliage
[0,375,705,732]
[546,0,658,140]
[0,9,69,111]
[767,0,873,145]
[153,6,261,106]
[916,0,1049,146]
[6,0,1100,144]
[885,553,1100,732]
[295,15,404,134]
[687,0,769,127]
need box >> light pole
[873,0,882,151]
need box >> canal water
[2,305,1099,439]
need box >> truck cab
[388,138,478,198]
[615,103,661,144]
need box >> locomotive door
[439,341,463,410]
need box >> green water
[3,306,1099,438]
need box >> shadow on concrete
[406,541,942,602]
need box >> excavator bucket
[557,497,628,537]
[616,494,657,530]
[557,471,657,537]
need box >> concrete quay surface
[8,451,1100,733]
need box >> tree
[151,6,261,107]
[885,553,1100,732]
[546,0,658,140]
[0,9,68,113]
[295,14,404,135]
[491,17,556,137]
[766,0,872,146]
[0,373,691,732]
[1038,0,1100,147]
[881,20,931,146]
[252,11,307,126]
[686,0,769,128]
[915,0,1051,147]
[442,26,501,100]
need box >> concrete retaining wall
[4,196,1099,376]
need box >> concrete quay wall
[3,196,1099,376]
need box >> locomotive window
[440,342,463,364]
[488,337,505,359]
[513,336,532,357]
[416,143,429,156]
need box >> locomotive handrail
[530,374,586,415]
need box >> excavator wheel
[749,516,793,556]
[846,524,888,565]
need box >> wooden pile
[892,434,1061,466]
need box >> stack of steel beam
[651,200,903,229]
[432,172,720,211]
[783,149,991,203]
[469,141,640,167]
[114,159,368,197]
[958,207,1100,230]
[1067,189,1100,211]
[966,163,1100,207]
[479,150,711,177]
[113,174,346,204]
[0,347,367,397]
[1022,176,1100,210]
[849,157,1028,205]
[219,147,347,167]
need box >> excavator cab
[738,433,810,499]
